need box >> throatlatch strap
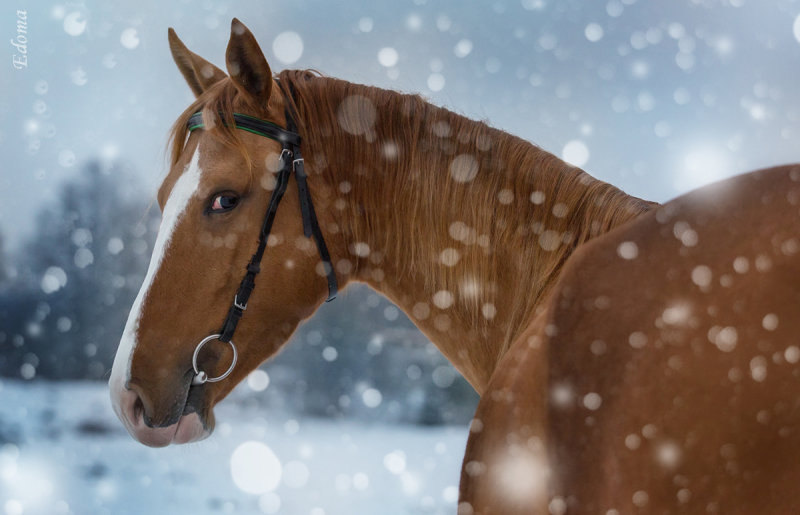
[282,90,338,302]
[292,151,337,301]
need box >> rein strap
[186,104,337,346]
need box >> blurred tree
[1,160,158,380]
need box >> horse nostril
[125,382,154,428]
[115,385,145,430]
[133,394,144,422]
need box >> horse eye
[208,193,239,213]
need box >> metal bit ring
[192,334,237,385]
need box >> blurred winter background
[2,0,800,513]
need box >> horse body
[109,19,800,514]
[462,165,800,513]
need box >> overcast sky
[3,0,800,250]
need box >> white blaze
[109,147,203,399]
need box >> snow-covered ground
[0,380,469,515]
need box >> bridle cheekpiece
[185,93,337,385]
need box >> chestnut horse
[109,19,800,514]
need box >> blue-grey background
[4,0,800,247]
[2,1,800,513]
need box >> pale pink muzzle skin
[109,381,210,447]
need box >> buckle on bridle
[279,148,293,163]
[234,295,247,311]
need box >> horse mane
[168,70,654,341]
[276,70,653,335]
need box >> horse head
[109,19,340,447]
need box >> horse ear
[225,18,273,109]
[168,28,227,97]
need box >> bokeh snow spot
[322,346,338,361]
[247,369,270,392]
[432,366,456,388]
[350,241,370,257]
[74,248,94,269]
[561,140,589,167]
[673,221,698,247]
[439,248,460,267]
[582,392,602,410]
[529,191,545,205]
[272,31,303,64]
[230,441,282,494]
[70,67,87,86]
[427,73,445,92]
[793,14,800,44]
[676,147,732,192]
[708,325,737,352]
[406,14,422,31]
[538,230,561,251]
[377,47,399,68]
[362,388,382,408]
[617,241,638,260]
[432,290,454,309]
[412,302,430,320]
[63,12,86,36]
[353,472,369,490]
[120,28,140,49]
[521,0,546,10]
[20,364,36,380]
[691,265,712,288]
[662,303,690,326]
[442,485,459,503]
[58,149,76,168]
[628,331,648,349]
[550,383,574,408]
[498,189,514,204]
[107,237,124,255]
[625,433,641,450]
[383,450,406,475]
[762,313,778,331]
[454,39,473,58]
[632,490,649,508]
[493,447,549,505]
[41,267,67,294]
[750,356,767,382]
[450,155,479,183]
[337,96,376,136]
[358,17,373,33]
[655,441,681,469]
[585,23,604,42]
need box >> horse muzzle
[109,375,212,447]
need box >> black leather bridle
[186,90,337,385]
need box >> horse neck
[291,74,654,393]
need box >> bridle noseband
[186,93,337,386]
